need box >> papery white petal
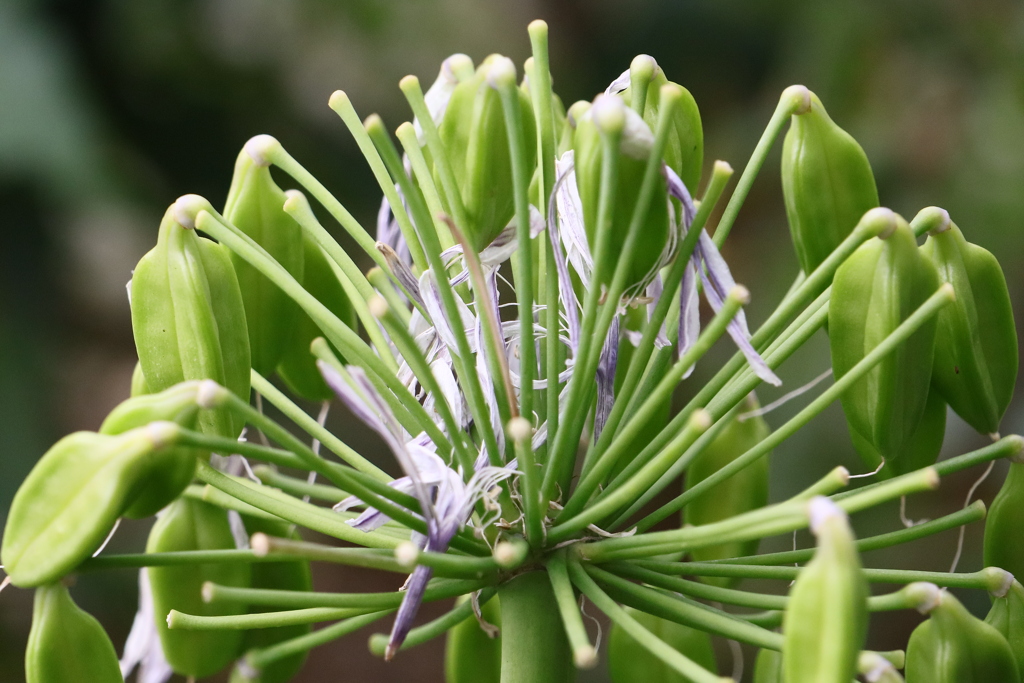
[120,569,173,683]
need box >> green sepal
[25,583,123,683]
[437,55,537,252]
[684,394,770,587]
[237,516,314,683]
[781,92,879,274]
[782,500,867,683]
[906,590,1019,682]
[99,381,204,518]
[608,607,718,682]
[573,96,671,289]
[829,216,940,463]
[224,147,305,376]
[1,427,173,587]
[984,462,1024,584]
[131,206,251,439]
[847,387,946,479]
[146,498,252,678]
[986,580,1024,676]
[276,234,355,402]
[445,593,502,683]
[920,220,1018,435]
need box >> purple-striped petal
[593,316,621,440]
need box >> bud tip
[506,416,533,442]
[493,541,523,568]
[782,85,813,114]
[689,409,713,432]
[368,295,390,319]
[487,56,517,89]
[201,581,215,603]
[146,421,178,450]
[808,496,846,534]
[243,134,279,167]
[574,645,598,669]
[713,160,734,176]
[591,94,627,135]
[728,284,751,305]
[196,380,226,409]
[395,541,419,568]
[835,466,851,486]
[328,90,349,111]
[250,532,270,557]
[630,54,657,80]
[172,194,211,230]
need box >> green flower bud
[847,388,946,479]
[829,211,941,464]
[131,203,251,439]
[920,217,1018,435]
[224,137,305,375]
[147,498,252,678]
[98,381,204,518]
[906,589,1019,682]
[232,516,313,683]
[752,648,782,683]
[619,57,703,191]
[1,425,178,587]
[445,594,502,683]
[437,54,537,252]
[608,607,718,682]
[782,498,867,683]
[25,582,122,683]
[684,394,770,587]
[276,216,356,402]
[781,92,879,274]
[574,93,671,288]
[986,579,1024,675]
[984,461,1024,583]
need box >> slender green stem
[184,484,291,524]
[635,285,953,533]
[169,606,374,630]
[264,143,388,271]
[204,578,484,610]
[581,467,938,561]
[568,560,729,683]
[788,465,851,502]
[329,90,428,271]
[252,466,348,503]
[80,549,283,571]
[246,610,392,670]
[628,55,656,116]
[393,123,454,251]
[511,418,544,547]
[545,551,598,669]
[251,370,390,481]
[557,288,745,526]
[367,587,498,656]
[638,560,1011,592]
[711,85,809,247]
[399,75,470,233]
[366,266,411,326]
[721,499,986,566]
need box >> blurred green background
[1,0,1023,680]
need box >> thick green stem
[498,571,573,683]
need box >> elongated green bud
[684,394,770,586]
[224,136,305,375]
[920,215,1018,435]
[1,424,178,587]
[847,388,946,479]
[437,54,536,251]
[986,579,1024,676]
[608,607,718,682]
[829,209,941,464]
[984,460,1024,583]
[26,583,123,683]
[574,92,671,288]
[275,193,356,401]
[131,200,251,439]
[446,593,502,683]
[147,498,251,678]
[906,589,1019,682]
[782,497,867,683]
[619,56,703,191]
[781,92,878,274]
[98,381,204,518]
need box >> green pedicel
[608,607,718,682]
[25,583,123,683]
[148,498,252,678]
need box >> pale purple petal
[378,242,423,308]
[550,152,583,349]
[679,259,700,376]
[386,564,434,659]
[605,68,631,95]
[593,316,621,441]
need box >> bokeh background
[2,0,1024,680]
